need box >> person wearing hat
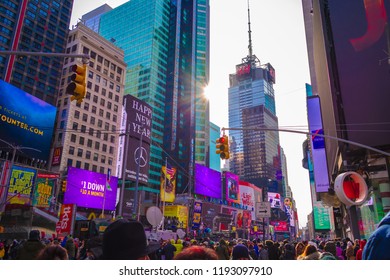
[102,219,160,260]
[16,230,46,260]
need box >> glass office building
[228,61,281,186]
[98,0,209,193]
[0,0,73,106]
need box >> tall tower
[164,0,210,193]
[228,1,280,188]
[0,0,74,106]
[96,0,210,193]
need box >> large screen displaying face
[64,167,118,210]
[194,164,221,199]
[225,172,240,203]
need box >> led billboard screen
[326,1,390,147]
[194,164,221,199]
[307,96,330,193]
[0,80,56,161]
[64,167,118,210]
[225,172,240,203]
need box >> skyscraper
[95,0,210,193]
[0,0,74,106]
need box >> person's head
[36,245,68,260]
[295,242,305,256]
[102,219,159,260]
[29,230,40,241]
[174,245,218,260]
[232,244,250,260]
[324,241,336,257]
[302,244,317,257]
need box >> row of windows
[68,145,113,164]
[83,46,123,75]
[67,158,108,174]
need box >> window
[109,146,114,154]
[100,99,105,106]
[84,163,90,170]
[76,161,81,168]
[106,112,111,120]
[98,120,103,127]
[110,136,115,144]
[90,116,95,125]
[93,153,98,161]
[97,55,103,63]
[99,109,104,117]
[89,128,94,136]
[95,142,100,150]
[86,151,91,159]
[70,134,76,143]
[92,106,97,114]
[81,125,86,133]
[107,102,112,109]
[72,122,78,130]
[79,137,85,145]
[87,139,92,148]
[104,122,109,131]
[99,167,105,174]
[77,148,83,157]
[69,146,75,155]
[102,144,107,152]
[93,95,98,103]
[94,85,99,93]
[74,110,80,119]
[103,133,108,141]
[82,113,88,122]
[92,165,97,172]
[101,155,106,164]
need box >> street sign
[255,202,271,219]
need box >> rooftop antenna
[247,0,253,62]
[243,0,259,66]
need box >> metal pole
[0,51,90,59]
[133,128,143,221]
[0,147,16,214]
[118,124,130,217]
[162,157,167,230]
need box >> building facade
[52,23,126,179]
[209,122,220,172]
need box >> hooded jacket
[355,239,366,260]
[17,240,46,260]
[363,212,390,260]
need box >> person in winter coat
[215,239,229,260]
[0,242,5,260]
[163,239,177,260]
[173,239,183,258]
[355,239,366,260]
[17,230,46,260]
[363,212,390,260]
[346,241,355,260]
[65,236,76,260]
[300,244,321,260]
[258,243,269,260]
[279,243,295,260]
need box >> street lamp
[133,123,144,221]
[0,138,41,213]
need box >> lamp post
[0,138,41,213]
[118,124,131,217]
[133,124,144,221]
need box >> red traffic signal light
[66,64,87,105]
[216,135,230,159]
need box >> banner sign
[7,166,36,205]
[58,204,76,237]
[160,165,177,202]
[191,201,203,229]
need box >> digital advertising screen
[0,80,57,161]
[326,0,390,147]
[64,167,118,210]
[194,164,222,199]
[7,165,37,205]
[268,192,282,209]
[225,172,240,203]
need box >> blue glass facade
[209,122,220,172]
[228,63,280,185]
[0,0,73,106]
[99,0,170,190]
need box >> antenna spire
[247,0,253,61]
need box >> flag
[106,182,112,191]
[106,168,112,191]
[166,163,175,177]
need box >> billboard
[268,192,282,209]
[270,220,289,232]
[191,201,202,229]
[163,205,188,229]
[239,181,262,220]
[194,164,222,199]
[225,172,240,203]
[7,166,37,205]
[313,201,331,230]
[307,96,330,193]
[160,164,177,202]
[326,0,390,147]
[64,167,118,210]
[32,173,59,207]
[123,95,153,184]
[0,80,57,161]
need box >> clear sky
[70,0,312,227]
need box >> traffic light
[61,180,67,192]
[66,64,87,104]
[216,135,230,159]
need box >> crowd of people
[0,211,389,260]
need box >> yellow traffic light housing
[61,180,67,192]
[66,64,87,105]
[216,135,230,159]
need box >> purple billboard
[64,167,118,210]
[194,164,221,199]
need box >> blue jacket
[363,212,390,260]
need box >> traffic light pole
[222,126,390,157]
